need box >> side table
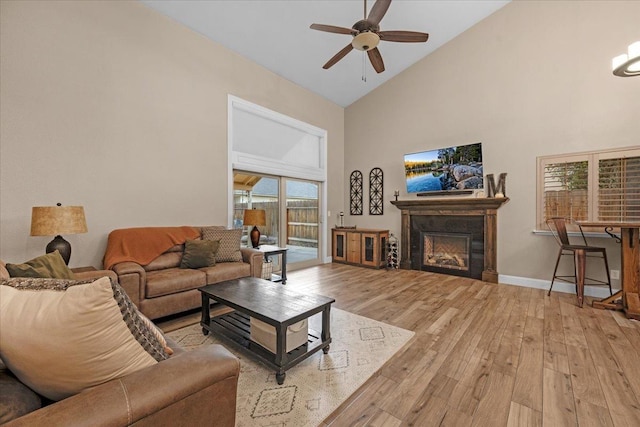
[256,245,288,284]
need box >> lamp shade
[243,209,266,226]
[30,205,88,236]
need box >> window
[228,95,327,182]
[599,155,640,222]
[537,146,640,229]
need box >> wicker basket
[250,317,308,353]
[261,260,273,280]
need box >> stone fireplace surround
[391,198,509,283]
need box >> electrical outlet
[611,269,620,280]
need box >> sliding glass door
[233,171,321,270]
[285,179,319,267]
[233,173,279,246]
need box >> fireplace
[422,232,471,272]
[412,215,484,279]
[391,197,509,283]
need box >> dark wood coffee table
[199,277,335,384]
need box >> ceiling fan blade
[323,44,354,69]
[310,24,354,35]
[379,31,429,43]
[367,0,391,26]
[367,47,385,73]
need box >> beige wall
[1,0,637,287]
[345,0,640,287]
[0,1,344,268]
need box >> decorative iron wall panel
[369,167,383,215]
[350,170,363,215]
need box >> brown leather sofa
[110,226,263,320]
[2,339,240,427]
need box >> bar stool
[547,217,612,307]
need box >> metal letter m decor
[486,173,507,197]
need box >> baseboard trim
[498,274,618,298]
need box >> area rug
[166,308,414,427]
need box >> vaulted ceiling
[141,0,511,107]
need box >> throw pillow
[202,228,243,263]
[0,276,169,401]
[136,310,174,356]
[180,239,220,269]
[0,260,9,280]
[5,251,75,279]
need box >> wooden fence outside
[598,187,640,222]
[286,200,318,247]
[544,189,588,221]
[235,200,318,247]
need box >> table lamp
[243,209,266,248]
[30,203,88,265]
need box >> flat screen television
[404,142,483,194]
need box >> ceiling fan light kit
[310,0,428,74]
[612,41,640,77]
[352,32,380,51]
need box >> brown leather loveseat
[106,226,263,320]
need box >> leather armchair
[3,343,239,427]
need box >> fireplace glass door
[421,232,471,272]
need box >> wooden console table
[578,221,640,320]
[332,228,389,269]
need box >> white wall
[344,0,640,288]
[0,1,344,268]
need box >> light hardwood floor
[282,263,640,427]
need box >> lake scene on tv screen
[404,143,483,193]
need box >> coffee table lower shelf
[201,310,330,384]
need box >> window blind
[229,96,327,182]
[598,156,640,221]
[537,147,640,229]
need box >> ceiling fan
[310,0,429,74]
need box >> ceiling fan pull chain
[362,52,367,82]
